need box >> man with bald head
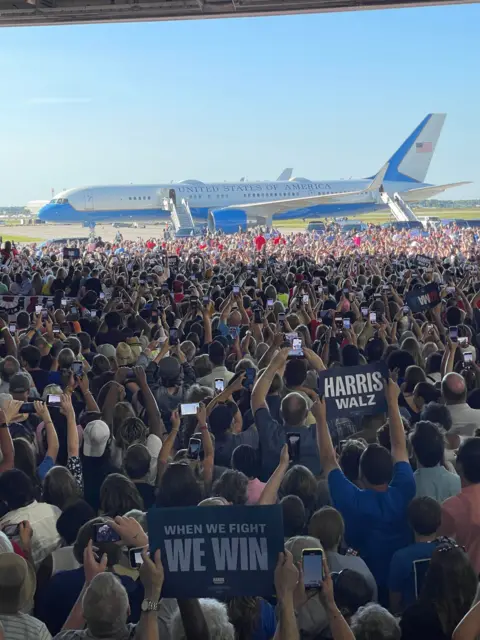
[252,348,320,477]
[441,372,480,436]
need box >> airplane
[37,114,470,233]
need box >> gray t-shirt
[54,624,135,640]
[326,550,378,602]
[414,465,461,503]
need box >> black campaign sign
[405,283,440,313]
[318,362,388,418]
[147,505,284,599]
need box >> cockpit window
[51,198,69,204]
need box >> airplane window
[128,197,131,200]
[148,196,151,200]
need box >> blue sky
[0,3,478,204]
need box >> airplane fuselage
[37,178,428,224]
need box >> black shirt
[135,482,156,510]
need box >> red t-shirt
[255,235,266,251]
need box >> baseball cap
[157,356,181,381]
[96,344,116,359]
[83,420,110,457]
[9,373,31,394]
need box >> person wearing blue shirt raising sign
[313,378,416,606]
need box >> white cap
[83,420,110,458]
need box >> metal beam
[0,0,475,26]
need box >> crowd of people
[0,220,479,639]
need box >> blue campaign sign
[318,362,388,419]
[147,505,284,599]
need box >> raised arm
[156,411,180,485]
[196,403,214,494]
[258,444,289,505]
[134,366,166,439]
[312,397,339,475]
[273,551,300,640]
[35,401,59,463]
[0,410,14,473]
[77,373,101,413]
[251,348,289,414]
[385,377,409,463]
[453,601,480,640]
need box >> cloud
[27,97,92,105]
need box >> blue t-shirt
[388,540,437,609]
[328,462,416,590]
[251,599,276,640]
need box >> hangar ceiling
[0,0,472,27]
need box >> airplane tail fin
[277,168,293,181]
[370,113,446,184]
[367,162,389,192]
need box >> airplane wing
[401,181,472,202]
[219,164,389,218]
[276,168,293,181]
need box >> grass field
[2,234,43,243]
[275,208,480,229]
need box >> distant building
[24,200,49,215]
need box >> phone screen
[369,312,377,323]
[47,394,61,406]
[289,338,303,357]
[169,328,179,345]
[180,403,200,416]
[233,285,240,294]
[35,304,43,314]
[450,326,458,342]
[278,312,286,324]
[287,433,300,461]
[61,299,67,306]
[302,294,309,304]
[267,299,274,309]
[464,352,473,363]
[303,549,324,589]
[214,378,225,393]
[9,324,15,334]
[129,547,146,569]
[72,362,83,376]
[361,308,368,318]
[93,523,121,543]
[403,306,410,315]
[335,316,343,329]
[343,318,351,329]
[243,368,256,388]
[188,437,202,459]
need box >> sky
[0,3,479,204]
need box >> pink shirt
[441,483,480,573]
[247,478,266,505]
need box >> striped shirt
[0,612,52,640]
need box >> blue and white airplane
[37,114,469,233]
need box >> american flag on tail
[416,142,433,153]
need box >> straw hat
[0,553,36,614]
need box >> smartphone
[267,299,274,309]
[169,328,179,345]
[214,378,225,393]
[458,337,469,347]
[187,436,202,460]
[19,402,36,414]
[100,292,105,299]
[286,332,298,344]
[47,394,61,407]
[61,299,67,307]
[253,307,263,324]
[302,294,309,304]
[361,307,368,318]
[286,432,300,461]
[70,307,78,317]
[53,325,60,334]
[243,367,256,389]
[93,523,121,544]
[90,310,97,317]
[464,352,473,363]
[35,304,43,314]
[180,403,200,416]
[151,311,159,322]
[427,324,434,331]
[403,306,410,315]
[203,296,209,305]
[450,326,458,343]
[233,285,240,294]
[229,326,240,339]
[447,287,456,295]
[369,312,377,323]
[382,285,390,291]
[129,546,147,569]
[289,338,303,357]
[9,324,15,334]
[343,318,351,330]
[335,316,343,329]
[278,312,286,326]
[302,548,324,589]
[72,361,83,377]
[2,523,20,538]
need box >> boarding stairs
[380,191,420,223]
[163,198,196,236]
